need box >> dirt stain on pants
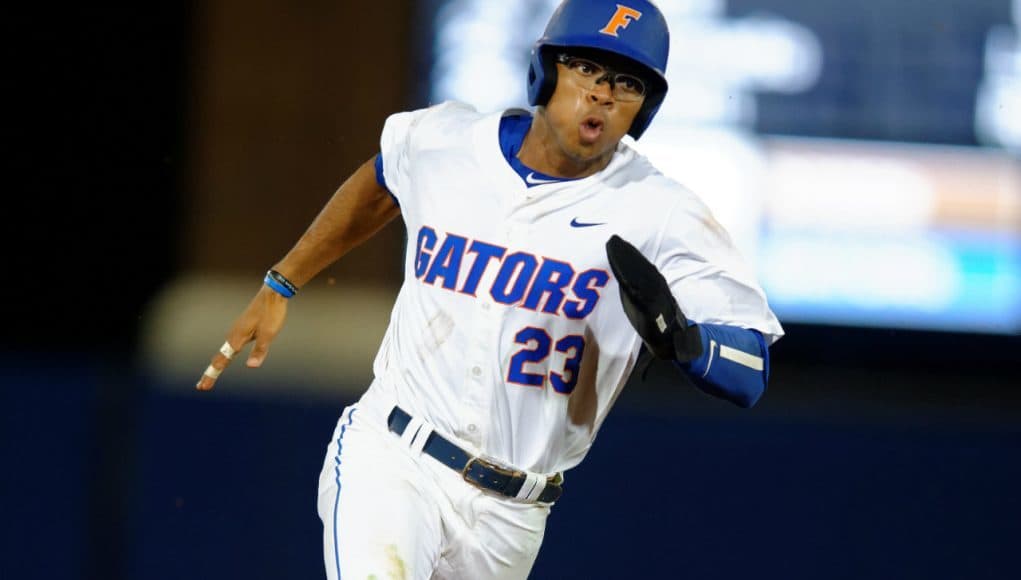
[366,544,407,580]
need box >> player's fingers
[196,340,241,391]
[247,337,271,368]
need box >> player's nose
[586,80,615,104]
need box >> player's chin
[567,138,612,164]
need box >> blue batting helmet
[527,0,670,139]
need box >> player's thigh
[317,407,442,580]
[435,492,550,580]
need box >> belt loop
[409,424,434,456]
[400,417,425,449]
[515,471,547,502]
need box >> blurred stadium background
[4,0,1019,578]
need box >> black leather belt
[386,406,563,504]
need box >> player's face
[543,54,646,164]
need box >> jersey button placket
[462,352,486,443]
[461,300,495,445]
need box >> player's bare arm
[195,155,400,391]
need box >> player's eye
[614,74,646,97]
[568,58,603,77]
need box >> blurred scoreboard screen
[425,0,1020,334]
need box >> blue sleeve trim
[673,324,770,408]
[374,153,399,208]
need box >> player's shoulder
[395,100,484,135]
[419,100,484,126]
[611,143,709,211]
[380,100,491,156]
[603,144,725,250]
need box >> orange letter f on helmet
[599,4,643,37]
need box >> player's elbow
[721,375,767,409]
[690,375,765,408]
[731,385,763,409]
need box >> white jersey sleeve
[653,189,784,344]
[378,101,477,205]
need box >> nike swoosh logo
[570,218,606,228]
[525,172,559,186]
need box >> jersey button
[471,366,482,377]
[467,424,477,433]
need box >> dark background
[731,0,1012,144]
[3,1,1018,579]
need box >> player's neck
[516,112,613,179]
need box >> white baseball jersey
[361,100,783,476]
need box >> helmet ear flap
[527,46,559,107]
[628,82,666,139]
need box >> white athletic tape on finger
[400,417,425,449]
[410,424,434,456]
[219,341,237,360]
[203,364,223,379]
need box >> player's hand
[605,235,702,363]
[195,285,289,391]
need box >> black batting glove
[606,235,703,364]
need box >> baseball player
[196,1,783,578]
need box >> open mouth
[579,116,604,144]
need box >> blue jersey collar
[499,113,578,188]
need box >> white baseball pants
[317,404,551,580]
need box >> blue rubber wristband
[264,272,296,298]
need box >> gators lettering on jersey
[414,227,607,319]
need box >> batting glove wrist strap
[264,269,298,299]
[606,235,703,364]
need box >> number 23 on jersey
[507,327,585,395]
